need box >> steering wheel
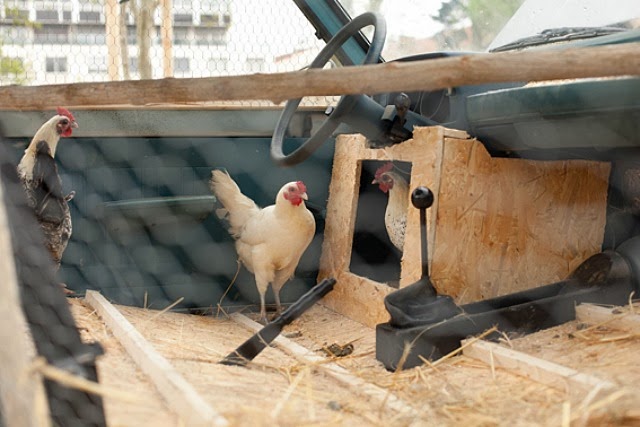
[271,12,386,166]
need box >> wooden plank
[84,290,228,427]
[462,339,615,393]
[0,180,50,427]
[576,303,640,332]
[0,43,638,109]
[230,313,426,419]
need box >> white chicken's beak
[301,192,308,201]
[71,121,79,128]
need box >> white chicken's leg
[254,267,274,324]
[273,288,282,316]
[258,290,268,324]
[271,266,296,317]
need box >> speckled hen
[372,162,409,252]
[17,107,78,273]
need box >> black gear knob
[411,186,434,210]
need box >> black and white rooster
[17,107,78,277]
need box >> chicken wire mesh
[0,1,368,421]
[0,133,106,427]
[0,0,326,85]
[2,1,639,424]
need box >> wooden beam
[576,303,640,332]
[160,0,173,78]
[230,313,425,419]
[104,0,122,81]
[0,42,638,110]
[84,290,228,427]
[462,339,615,393]
[0,181,50,427]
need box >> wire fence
[1,1,639,425]
[0,134,107,426]
[0,2,350,423]
[0,0,325,86]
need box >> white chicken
[210,170,316,323]
[372,162,409,252]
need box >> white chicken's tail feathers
[209,169,261,238]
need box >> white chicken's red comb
[296,181,307,193]
[56,107,76,122]
[374,162,394,179]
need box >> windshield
[489,0,640,50]
[342,0,640,58]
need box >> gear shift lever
[383,186,461,328]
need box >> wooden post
[160,0,174,78]
[576,303,640,331]
[105,0,122,81]
[85,290,228,427]
[462,339,615,394]
[0,42,637,109]
[0,181,50,426]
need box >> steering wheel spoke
[271,12,387,166]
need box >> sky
[377,0,446,39]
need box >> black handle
[279,277,337,325]
[220,277,337,366]
[411,186,434,279]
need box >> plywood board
[69,298,640,426]
[318,127,449,327]
[319,126,610,327]
[431,137,610,302]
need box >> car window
[343,0,640,58]
[342,0,527,58]
[490,0,640,50]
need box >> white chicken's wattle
[210,170,316,323]
[17,107,78,274]
[372,162,409,252]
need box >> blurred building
[0,0,320,85]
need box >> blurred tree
[0,55,27,84]
[129,0,158,79]
[433,0,524,49]
[0,7,33,84]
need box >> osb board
[318,126,453,327]
[319,127,610,327]
[431,137,610,303]
[72,300,639,426]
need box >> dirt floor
[69,298,640,427]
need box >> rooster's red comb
[56,107,75,122]
[374,162,394,179]
[296,181,307,193]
